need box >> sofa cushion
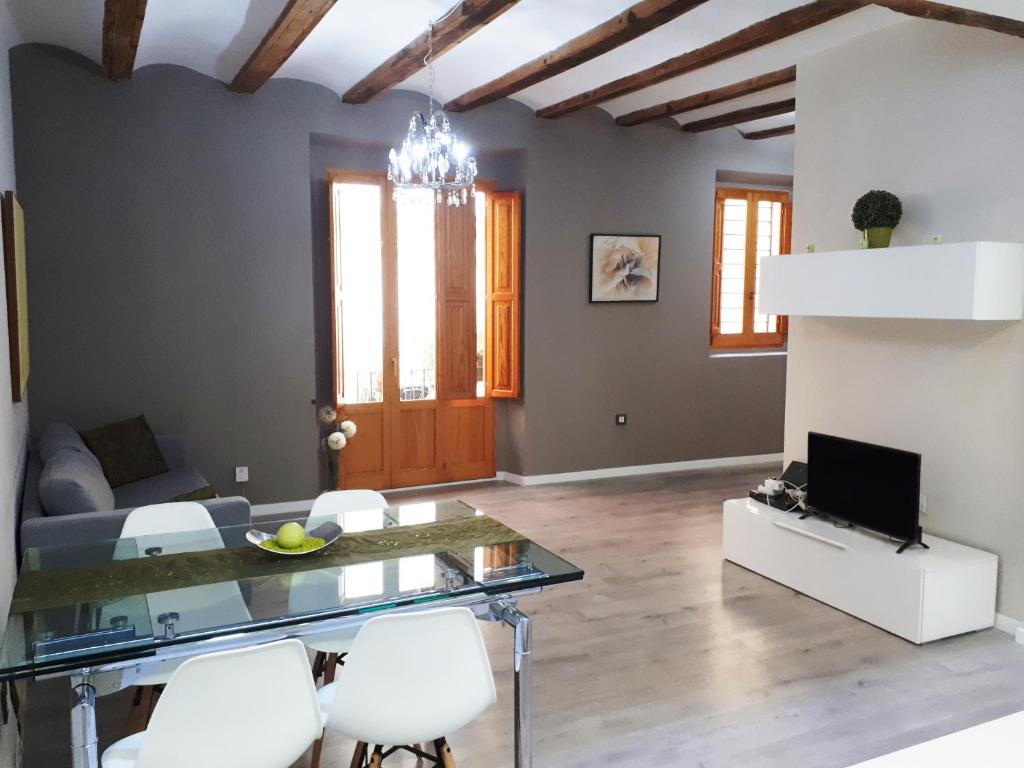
[80,415,169,488]
[169,485,217,502]
[38,422,94,464]
[113,467,212,509]
[39,448,116,516]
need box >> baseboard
[994,612,1022,639]
[495,453,783,487]
[381,477,499,494]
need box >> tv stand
[896,535,929,555]
[723,498,997,643]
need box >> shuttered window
[710,187,791,350]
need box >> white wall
[786,18,1024,620]
[0,3,27,765]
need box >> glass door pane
[718,197,748,335]
[333,182,384,403]
[753,200,784,333]
[395,189,437,401]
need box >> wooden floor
[23,466,1024,767]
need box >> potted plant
[852,190,902,249]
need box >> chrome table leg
[70,674,98,768]
[492,601,533,768]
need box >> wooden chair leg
[349,741,368,768]
[433,738,456,768]
[324,653,339,685]
[310,732,325,768]
[368,745,384,768]
[127,686,155,734]
[312,651,327,682]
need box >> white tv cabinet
[722,498,997,643]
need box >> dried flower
[339,420,357,439]
[326,431,347,451]
[318,405,338,424]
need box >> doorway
[327,170,519,490]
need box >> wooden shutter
[435,201,478,400]
[485,191,521,398]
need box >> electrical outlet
[615,414,627,426]
[235,466,249,483]
[919,493,927,517]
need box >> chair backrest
[119,502,246,633]
[310,490,388,520]
[135,639,322,768]
[121,501,216,538]
[323,607,496,746]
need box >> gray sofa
[20,424,250,553]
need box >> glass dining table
[0,500,583,768]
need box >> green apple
[276,522,306,549]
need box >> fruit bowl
[246,521,342,556]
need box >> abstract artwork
[589,234,661,303]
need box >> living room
[1,1,1024,767]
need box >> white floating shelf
[760,241,1024,320]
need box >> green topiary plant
[852,190,903,231]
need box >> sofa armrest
[155,434,189,469]
[20,496,252,555]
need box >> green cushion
[169,485,217,502]
[79,415,169,488]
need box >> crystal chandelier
[387,18,478,206]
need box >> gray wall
[786,19,1024,619]
[1,5,30,766]
[12,43,792,502]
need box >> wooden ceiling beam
[742,124,795,140]
[615,65,795,126]
[680,97,795,132]
[230,0,336,94]
[536,0,868,119]
[344,0,521,104]
[102,0,148,80]
[871,0,1024,38]
[445,0,710,113]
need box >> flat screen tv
[806,432,924,551]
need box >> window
[710,187,791,350]
[332,181,384,403]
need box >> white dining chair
[312,607,496,768]
[96,502,251,733]
[101,639,324,768]
[120,502,220,540]
[299,490,388,684]
[308,490,388,524]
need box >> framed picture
[589,234,661,303]
[3,191,29,402]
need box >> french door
[328,170,517,490]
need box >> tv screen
[806,432,921,542]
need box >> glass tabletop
[0,500,583,681]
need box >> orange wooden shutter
[435,201,478,400]
[485,191,521,399]
[710,190,726,343]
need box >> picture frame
[589,233,661,303]
[3,191,29,402]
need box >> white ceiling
[5,0,1024,132]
